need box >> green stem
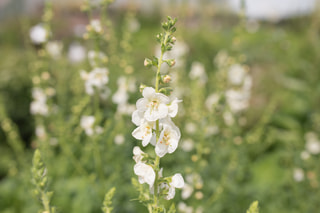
[152,31,170,211]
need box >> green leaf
[246,201,259,213]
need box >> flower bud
[144,58,152,67]
[163,75,171,83]
[139,84,146,93]
[171,36,176,43]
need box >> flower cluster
[132,87,182,157]
[30,87,49,116]
[131,17,184,209]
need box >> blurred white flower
[185,122,196,134]
[181,183,194,200]
[178,202,193,213]
[293,168,304,182]
[205,93,220,112]
[305,132,320,155]
[80,115,95,136]
[81,67,109,96]
[300,150,310,160]
[181,139,194,152]
[30,88,49,116]
[68,42,86,63]
[29,23,48,44]
[189,61,207,85]
[225,89,250,113]
[205,125,219,137]
[90,19,102,33]
[223,111,235,126]
[35,125,46,139]
[114,134,125,145]
[214,50,229,68]
[128,18,141,33]
[46,41,63,59]
[228,64,247,86]
[88,50,107,67]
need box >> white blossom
[228,64,247,86]
[132,119,156,147]
[155,119,181,157]
[114,134,125,145]
[68,42,86,63]
[90,19,102,33]
[45,41,63,59]
[136,87,170,122]
[80,116,95,136]
[133,146,145,163]
[305,132,320,155]
[134,162,156,187]
[181,183,194,200]
[29,24,48,44]
[178,202,193,213]
[30,88,49,116]
[81,67,109,96]
[88,50,107,67]
[189,61,207,85]
[293,168,304,182]
[164,173,184,200]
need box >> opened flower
[136,87,170,122]
[134,162,156,187]
[155,119,181,157]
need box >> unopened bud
[144,58,152,67]
[139,84,146,93]
[163,75,171,83]
[166,59,176,67]
[171,36,176,43]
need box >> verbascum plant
[31,149,56,213]
[131,16,184,213]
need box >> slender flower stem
[152,31,170,210]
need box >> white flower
[134,162,156,187]
[181,139,194,152]
[165,173,184,200]
[30,88,49,116]
[225,89,250,113]
[228,64,247,86]
[178,202,193,213]
[114,134,125,145]
[185,122,196,134]
[128,18,140,33]
[300,150,310,160]
[81,67,109,95]
[80,116,95,136]
[35,125,46,139]
[205,93,220,111]
[68,42,86,63]
[189,61,207,85]
[293,168,304,182]
[90,19,102,33]
[181,183,194,200]
[29,24,48,44]
[88,50,107,67]
[168,98,182,117]
[45,41,63,59]
[305,132,320,155]
[155,119,181,157]
[132,119,156,147]
[133,146,145,163]
[136,87,170,122]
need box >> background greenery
[0,2,319,213]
